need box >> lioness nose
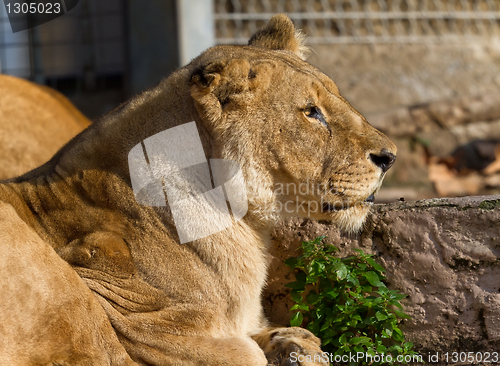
[370,149,396,173]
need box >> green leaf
[319,277,332,291]
[347,273,360,286]
[353,248,365,256]
[394,309,412,319]
[382,328,393,338]
[325,289,339,299]
[315,309,326,320]
[285,281,305,291]
[390,300,404,309]
[375,311,388,321]
[348,291,362,300]
[364,271,385,287]
[404,342,414,351]
[291,303,309,311]
[314,235,327,244]
[307,321,320,335]
[387,313,397,321]
[392,328,405,342]
[347,319,358,328]
[353,345,365,353]
[290,291,303,303]
[390,293,408,301]
[389,344,403,353]
[376,344,387,353]
[305,275,317,284]
[349,336,371,345]
[349,337,361,345]
[341,344,351,353]
[284,257,298,268]
[363,316,375,325]
[290,312,303,327]
[333,262,348,280]
[324,245,339,253]
[366,257,386,272]
[330,314,345,325]
[357,263,368,271]
[360,285,373,293]
[323,328,337,340]
[342,255,357,263]
[308,260,326,276]
[306,292,321,305]
[295,271,307,283]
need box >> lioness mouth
[322,202,349,212]
[322,194,375,212]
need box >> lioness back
[0,75,91,179]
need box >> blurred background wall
[1,0,500,200]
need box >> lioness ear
[190,59,253,127]
[248,14,308,60]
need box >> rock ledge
[265,195,500,354]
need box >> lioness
[0,75,91,179]
[0,15,396,365]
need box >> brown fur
[0,15,396,365]
[0,75,91,180]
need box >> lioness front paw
[262,327,329,366]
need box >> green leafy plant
[285,236,419,365]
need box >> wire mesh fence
[0,0,127,118]
[0,0,126,84]
[214,0,500,44]
[0,4,30,77]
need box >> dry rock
[451,119,500,145]
[366,93,500,138]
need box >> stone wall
[310,43,500,117]
[264,195,500,354]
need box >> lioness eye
[304,106,330,133]
[304,106,320,118]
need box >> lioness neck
[0,67,194,239]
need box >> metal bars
[214,0,500,44]
[0,0,126,80]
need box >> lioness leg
[253,327,328,366]
[116,333,268,366]
[0,202,134,365]
[85,297,267,365]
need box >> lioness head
[188,15,396,232]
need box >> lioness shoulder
[0,75,91,179]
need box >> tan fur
[0,75,91,180]
[0,15,396,365]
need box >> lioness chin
[0,15,396,366]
